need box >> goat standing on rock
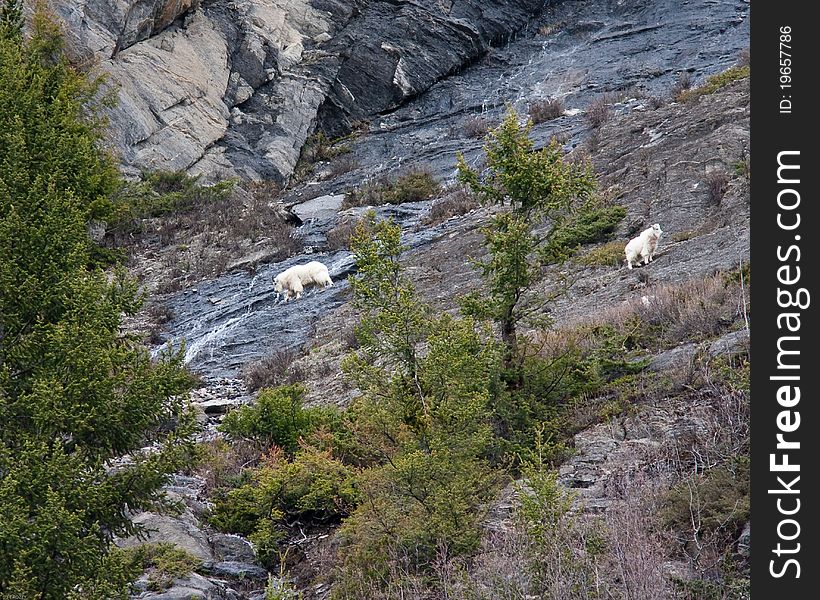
[625,223,663,269]
[274,261,333,302]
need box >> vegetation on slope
[0,5,198,596]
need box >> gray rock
[117,503,214,562]
[46,0,544,184]
[708,328,750,358]
[204,561,269,580]
[211,533,257,563]
[737,521,750,558]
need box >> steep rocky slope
[44,0,542,183]
[48,0,751,597]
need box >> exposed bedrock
[44,0,544,184]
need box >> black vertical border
[751,3,818,596]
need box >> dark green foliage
[0,0,23,41]
[543,202,627,262]
[343,169,440,208]
[109,170,235,234]
[219,384,333,453]
[0,15,197,598]
[208,443,358,568]
[332,217,504,588]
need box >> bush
[208,443,357,568]
[293,131,352,180]
[587,94,613,128]
[705,169,730,204]
[110,171,235,230]
[219,384,333,452]
[343,169,440,208]
[671,72,695,100]
[543,201,627,262]
[463,115,491,138]
[677,66,749,103]
[125,543,203,592]
[327,215,372,251]
[242,349,304,392]
[661,461,750,557]
[577,240,625,267]
[529,97,564,124]
[194,438,264,494]
[422,188,479,225]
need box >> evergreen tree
[0,11,196,599]
[0,0,23,42]
[456,108,598,375]
[336,216,502,589]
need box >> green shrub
[577,240,625,267]
[661,460,750,543]
[219,384,335,452]
[343,169,440,208]
[110,171,235,232]
[677,66,749,103]
[122,543,203,592]
[208,443,357,568]
[293,132,352,180]
[544,202,627,262]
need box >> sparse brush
[677,66,749,103]
[671,71,695,100]
[463,114,490,139]
[705,169,730,204]
[268,219,304,260]
[529,97,564,124]
[242,348,304,392]
[423,188,479,225]
[326,154,359,179]
[587,94,613,128]
[327,216,372,251]
[343,167,440,208]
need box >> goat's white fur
[273,261,334,301]
[625,223,663,269]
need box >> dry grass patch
[676,66,749,103]
[463,115,491,139]
[529,97,564,124]
[242,348,305,392]
[587,93,615,128]
[422,188,479,226]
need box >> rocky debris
[191,378,252,418]
[211,534,257,564]
[132,572,243,600]
[707,328,749,358]
[202,561,268,581]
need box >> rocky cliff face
[45,0,542,184]
[52,1,750,597]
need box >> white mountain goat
[273,261,334,301]
[624,223,663,269]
